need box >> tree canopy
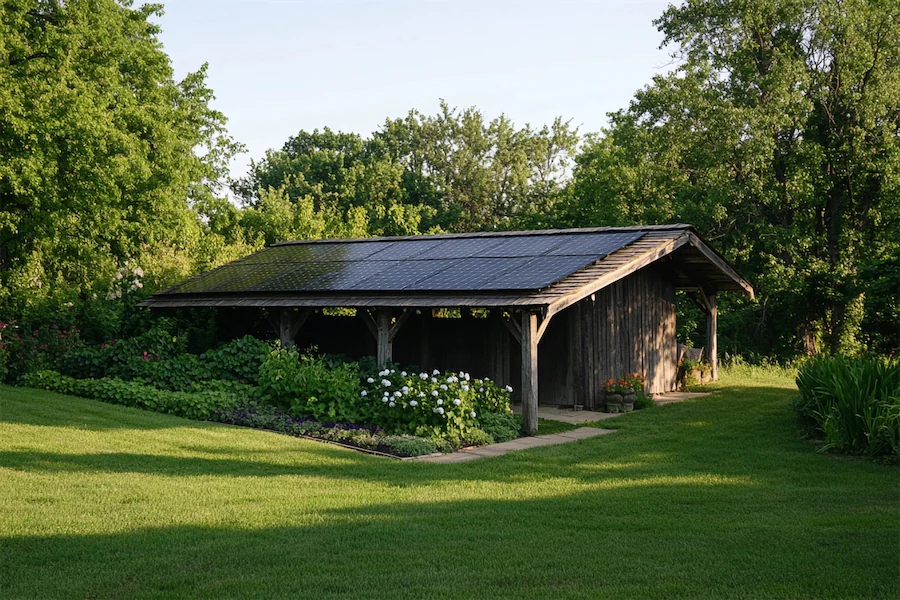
[561,0,900,356]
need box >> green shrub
[258,348,365,423]
[359,368,512,443]
[793,355,900,460]
[2,323,81,382]
[478,412,519,442]
[381,435,439,457]
[460,428,494,447]
[634,393,655,410]
[20,370,242,421]
[201,336,271,384]
[0,340,8,382]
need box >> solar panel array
[166,231,645,295]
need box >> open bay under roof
[143,225,753,313]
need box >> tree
[0,0,241,321]
[566,0,900,356]
[235,103,580,235]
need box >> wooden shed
[142,225,753,432]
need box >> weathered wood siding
[538,264,677,406]
[288,264,676,407]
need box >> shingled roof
[141,225,753,315]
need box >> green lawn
[1,368,897,599]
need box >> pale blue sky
[155,0,675,179]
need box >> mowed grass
[1,368,897,599]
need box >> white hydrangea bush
[359,367,512,439]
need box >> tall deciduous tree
[566,0,900,355]
[0,0,241,318]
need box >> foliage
[792,355,900,460]
[200,335,271,384]
[210,404,439,457]
[478,411,520,443]
[0,0,243,324]
[0,322,80,382]
[359,367,511,445]
[560,0,900,358]
[602,373,645,395]
[634,394,656,410]
[257,348,365,423]
[20,370,242,421]
[232,103,579,235]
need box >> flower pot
[623,391,637,403]
[605,402,622,413]
[621,402,634,412]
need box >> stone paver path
[415,426,614,463]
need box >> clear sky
[155,0,675,179]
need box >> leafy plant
[258,348,365,423]
[478,412,519,443]
[793,356,900,461]
[20,370,243,421]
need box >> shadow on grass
[2,483,896,600]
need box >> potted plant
[621,373,645,412]
[602,379,624,412]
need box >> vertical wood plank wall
[541,264,677,406]
[291,264,677,408]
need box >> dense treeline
[1,0,897,359]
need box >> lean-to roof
[141,225,753,312]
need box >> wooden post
[419,311,430,371]
[521,310,539,435]
[706,293,718,381]
[268,309,309,349]
[376,308,392,367]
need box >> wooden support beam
[388,310,411,342]
[535,311,554,343]
[376,308,392,367]
[685,289,712,315]
[360,310,378,339]
[521,310,539,435]
[706,293,718,381]
[502,312,522,344]
[268,309,310,349]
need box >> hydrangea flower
[400,371,407,377]
[453,398,461,406]
[431,377,438,383]
[464,373,470,381]
[461,385,469,392]
[409,400,418,407]
[382,397,388,403]
[360,390,368,397]
[506,385,513,392]
[393,391,402,398]
[436,407,445,415]
[439,384,448,391]
[390,369,395,374]
[382,379,392,387]
[401,386,409,393]
[479,387,484,392]
[367,377,375,384]
[437,399,443,406]
[418,392,426,398]
[432,369,440,375]
[419,373,428,380]
[383,391,390,397]
[470,411,477,418]
[485,377,491,381]
[431,390,439,397]
[389,401,396,408]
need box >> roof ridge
[271,224,691,247]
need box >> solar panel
[163,231,648,295]
[415,237,508,259]
[471,235,572,258]
[482,255,599,290]
[545,232,644,256]
[405,258,533,291]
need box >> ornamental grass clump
[793,355,900,461]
